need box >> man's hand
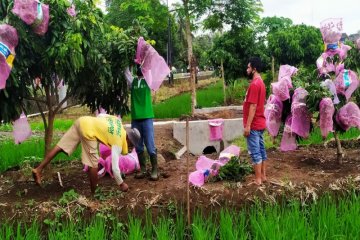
[119,182,129,192]
[243,126,251,137]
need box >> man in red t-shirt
[243,57,267,185]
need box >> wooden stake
[57,172,63,187]
[186,117,191,226]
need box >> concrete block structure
[173,118,244,155]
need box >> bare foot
[247,180,262,186]
[262,176,267,183]
[32,169,42,185]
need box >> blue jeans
[246,130,267,165]
[131,118,156,156]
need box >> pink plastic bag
[12,0,50,35]
[99,143,111,159]
[280,115,297,151]
[319,98,335,139]
[13,112,32,144]
[334,70,359,101]
[134,37,170,91]
[278,65,297,88]
[67,4,76,17]
[291,102,310,138]
[208,118,224,141]
[321,79,340,104]
[189,170,209,187]
[271,80,290,101]
[119,149,140,174]
[336,102,360,131]
[219,145,240,163]
[94,148,140,177]
[320,18,343,44]
[292,88,308,104]
[264,94,283,137]
[0,24,18,89]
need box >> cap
[126,128,141,146]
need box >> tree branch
[24,96,47,104]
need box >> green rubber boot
[149,154,159,181]
[135,151,147,179]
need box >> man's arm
[111,145,123,185]
[111,145,128,191]
[244,103,257,137]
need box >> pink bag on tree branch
[280,115,297,152]
[319,98,335,139]
[0,24,18,89]
[67,4,76,17]
[291,88,310,138]
[320,18,343,44]
[12,0,50,35]
[13,112,32,144]
[134,37,170,91]
[321,79,340,104]
[334,69,359,101]
[335,102,360,131]
[264,94,283,137]
[271,80,290,101]
[356,39,360,49]
[278,65,297,88]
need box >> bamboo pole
[186,117,191,226]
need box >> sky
[165,0,360,35]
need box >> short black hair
[248,57,262,73]
[136,64,143,77]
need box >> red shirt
[243,77,266,130]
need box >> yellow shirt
[79,116,128,155]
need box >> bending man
[32,114,140,194]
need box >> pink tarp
[13,112,32,144]
[264,94,283,137]
[319,98,335,139]
[0,24,18,89]
[134,37,170,91]
[12,0,49,35]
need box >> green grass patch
[154,81,225,119]
[0,119,74,132]
[0,137,80,172]
[1,193,360,239]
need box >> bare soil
[1,121,360,222]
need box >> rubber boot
[149,154,159,181]
[135,151,147,179]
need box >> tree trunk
[183,0,197,115]
[221,59,226,104]
[44,113,55,155]
[271,55,275,82]
[333,131,344,165]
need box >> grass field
[1,192,359,239]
